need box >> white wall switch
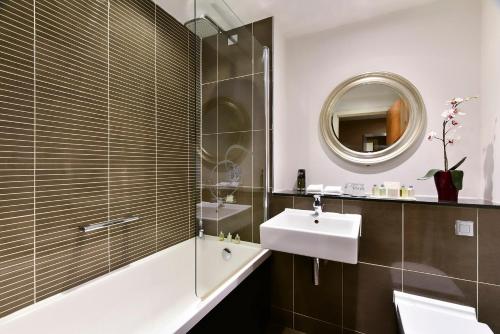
[455,220,474,237]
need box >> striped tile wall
[0,0,199,318]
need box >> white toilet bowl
[394,291,493,334]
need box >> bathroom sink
[260,209,361,264]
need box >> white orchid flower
[426,131,437,141]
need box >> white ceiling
[158,0,440,38]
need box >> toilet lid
[397,302,493,334]
[394,292,493,334]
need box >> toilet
[394,291,493,334]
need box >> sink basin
[260,208,361,264]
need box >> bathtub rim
[0,237,271,334]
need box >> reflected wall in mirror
[320,72,426,165]
[332,83,409,152]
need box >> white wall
[273,0,483,198]
[480,0,500,203]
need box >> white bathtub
[0,236,270,334]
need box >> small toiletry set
[370,182,416,200]
[218,231,241,244]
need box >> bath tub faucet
[313,195,322,217]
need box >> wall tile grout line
[33,0,37,303]
[476,208,479,313]
[154,2,158,253]
[402,203,404,292]
[106,0,111,274]
[251,21,254,243]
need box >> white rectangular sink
[260,208,361,264]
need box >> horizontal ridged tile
[0,0,34,317]
[34,0,109,302]
[109,0,156,270]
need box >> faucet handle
[313,194,321,206]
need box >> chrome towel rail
[80,216,140,233]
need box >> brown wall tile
[294,256,342,325]
[202,83,217,134]
[478,208,500,285]
[156,8,192,250]
[218,24,252,80]
[478,283,500,332]
[253,17,273,73]
[343,200,402,267]
[34,0,109,301]
[270,252,294,311]
[294,314,342,334]
[270,195,293,218]
[404,204,477,280]
[109,0,157,270]
[403,271,477,307]
[0,0,35,317]
[218,77,252,132]
[343,263,401,334]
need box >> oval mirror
[320,72,426,165]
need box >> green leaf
[451,170,464,190]
[418,169,441,180]
[450,157,467,170]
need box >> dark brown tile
[253,73,266,131]
[478,283,500,333]
[202,83,217,134]
[202,34,217,83]
[218,24,252,80]
[253,188,265,243]
[270,195,293,218]
[253,17,273,73]
[478,208,500,285]
[253,130,266,189]
[294,314,342,334]
[404,204,477,280]
[343,200,402,267]
[403,271,477,307]
[270,252,294,310]
[218,131,252,187]
[343,263,401,334]
[268,306,294,330]
[218,77,252,132]
[294,256,342,325]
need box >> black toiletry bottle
[297,169,306,193]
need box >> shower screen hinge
[228,34,238,46]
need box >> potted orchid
[419,96,477,202]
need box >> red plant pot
[434,171,459,202]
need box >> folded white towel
[324,185,343,195]
[306,184,323,194]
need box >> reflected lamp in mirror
[320,72,426,165]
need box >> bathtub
[0,236,270,334]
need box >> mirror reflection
[331,83,409,153]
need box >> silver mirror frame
[320,72,426,165]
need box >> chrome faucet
[313,195,322,217]
[197,220,205,239]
